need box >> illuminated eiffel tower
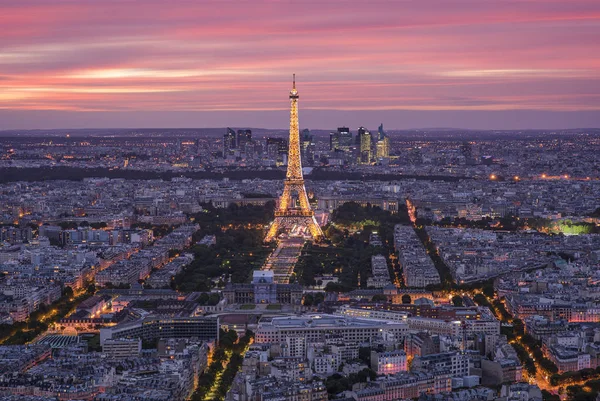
[265,75,324,242]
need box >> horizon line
[1,126,600,133]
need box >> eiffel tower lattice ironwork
[265,75,324,242]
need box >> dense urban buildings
[0,122,599,400]
[0,68,598,401]
[1,0,599,399]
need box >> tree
[62,286,74,298]
[314,293,325,305]
[207,293,220,305]
[451,295,464,307]
[197,292,210,305]
[372,294,388,303]
[355,368,377,382]
[479,280,495,298]
[37,303,48,314]
[358,347,371,365]
[541,390,560,401]
[59,221,78,230]
[525,359,536,376]
[325,282,349,293]
[219,329,238,349]
[513,319,525,336]
[473,293,491,308]
[326,374,350,395]
[86,283,96,295]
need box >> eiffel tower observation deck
[264,75,324,242]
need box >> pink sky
[1,0,599,130]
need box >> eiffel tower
[265,75,324,242]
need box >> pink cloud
[0,0,599,128]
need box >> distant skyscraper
[301,129,315,166]
[227,127,237,145]
[376,137,390,159]
[358,126,372,164]
[223,128,236,157]
[338,127,353,151]
[375,123,390,159]
[378,123,385,141]
[329,132,339,151]
[236,129,252,150]
[329,127,352,152]
[244,140,255,157]
[266,137,288,157]
[461,141,476,165]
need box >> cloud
[438,69,597,78]
[0,0,599,128]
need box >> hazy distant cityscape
[0,114,599,401]
[1,126,598,179]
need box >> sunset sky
[1,0,599,130]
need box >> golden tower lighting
[265,75,324,242]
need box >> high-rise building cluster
[223,128,255,157]
[328,124,390,165]
[220,123,391,169]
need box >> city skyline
[1,2,599,399]
[1,1,600,130]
